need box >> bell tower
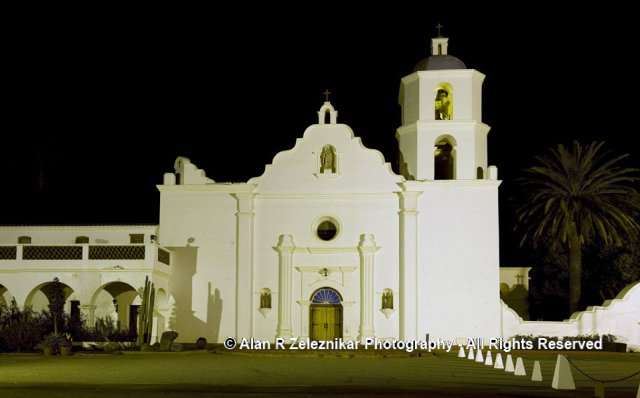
[396,29,491,180]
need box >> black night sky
[3,6,639,267]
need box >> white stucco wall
[0,225,157,245]
[397,69,490,181]
[415,180,501,341]
[502,281,640,349]
[157,187,239,343]
[248,120,403,342]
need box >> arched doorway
[92,282,139,335]
[309,287,343,341]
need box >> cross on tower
[436,23,444,37]
[323,89,332,102]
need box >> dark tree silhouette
[515,141,640,314]
[48,277,65,335]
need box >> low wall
[502,281,640,348]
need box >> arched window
[476,167,484,179]
[434,137,455,180]
[311,288,342,304]
[434,83,453,120]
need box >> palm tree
[515,141,640,314]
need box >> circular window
[314,217,339,241]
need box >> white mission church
[2,34,638,347]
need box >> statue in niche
[435,89,451,120]
[320,145,336,173]
[382,289,393,309]
[260,291,271,309]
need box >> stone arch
[155,288,168,312]
[310,287,343,304]
[24,280,75,313]
[309,287,343,341]
[153,288,169,341]
[0,283,14,306]
[435,82,453,120]
[434,134,457,180]
[317,102,338,125]
[91,281,139,332]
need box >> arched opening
[476,167,484,179]
[381,288,394,310]
[0,284,14,307]
[309,287,343,341]
[25,280,74,313]
[434,136,456,180]
[434,82,453,120]
[438,43,442,55]
[259,288,272,309]
[91,281,139,338]
[153,288,168,341]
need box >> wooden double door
[310,304,343,341]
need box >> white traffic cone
[494,352,504,369]
[531,360,542,381]
[514,357,526,376]
[475,348,484,363]
[505,354,514,373]
[484,350,493,366]
[468,348,474,360]
[551,355,575,390]
[458,346,465,358]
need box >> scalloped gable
[248,123,403,194]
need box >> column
[275,235,295,339]
[297,300,311,338]
[358,234,379,342]
[80,304,96,327]
[398,188,422,340]
[341,300,355,341]
[232,192,255,339]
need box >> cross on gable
[436,23,444,37]
[323,89,332,102]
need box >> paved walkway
[0,349,638,397]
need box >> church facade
[0,35,504,344]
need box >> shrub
[196,337,207,350]
[0,303,49,352]
[42,333,69,354]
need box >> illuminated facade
[1,34,503,343]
